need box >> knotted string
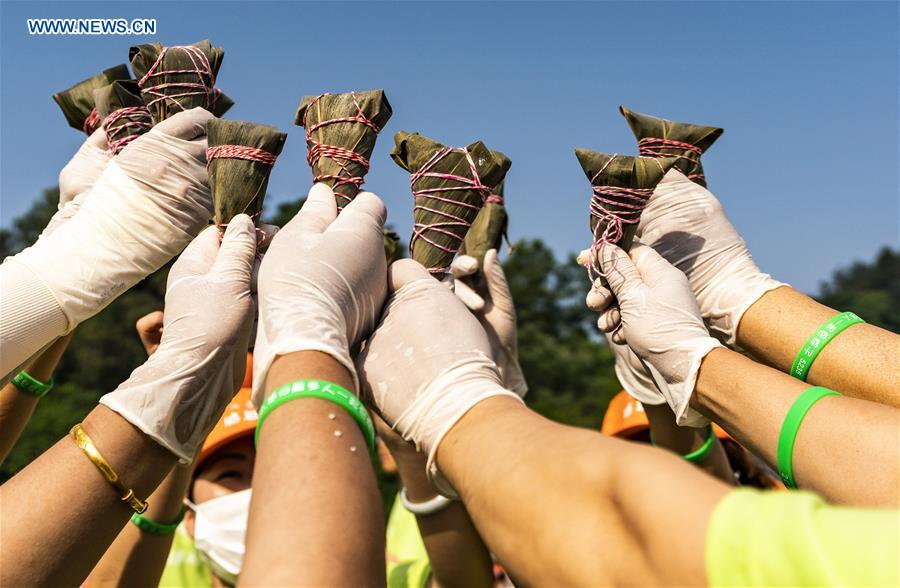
[410,147,489,276]
[206,145,278,238]
[587,155,653,281]
[302,92,382,211]
[137,45,216,114]
[83,109,101,136]
[102,106,153,155]
[486,192,504,205]
[638,137,704,184]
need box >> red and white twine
[638,137,704,184]
[302,92,382,211]
[83,109,101,136]
[587,155,653,281]
[410,147,490,276]
[137,45,216,114]
[206,144,278,237]
[102,106,153,154]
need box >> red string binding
[638,137,704,184]
[409,147,489,276]
[83,109,101,136]
[302,92,382,211]
[102,106,153,155]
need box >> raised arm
[242,184,388,587]
[596,244,898,507]
[0,108,213,380]
[356,256,898,587]
[0,333,73,464]
[0,219,257,586]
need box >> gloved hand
[449,250,527,397]
[7,107,213,329]
[357,259,523,497]
[42,130,113,236]
[597,243,722,426]
[100,216,256,462]
[586,170,785,346]
[605,332,667,408]
[252,183,388,402]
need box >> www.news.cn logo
[27,18,156,35]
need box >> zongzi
[575,150,677,280]
[93,81,153,155]
[207,120,287,231]
[53,64,131,134]
[620,106,723,187]
[295,90,393,211]
[391,132,506,278]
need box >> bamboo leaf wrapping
[93,81,153,154]
[207,120,287,229]
[619,106,723,187]
[392,132,506,278]
[459,151,512,290]
[130,40,231,123]
[295,90,393,211]
[575,150,677,280]
[53,64,131,134]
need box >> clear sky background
[2,1,897,293]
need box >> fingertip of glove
[450,255,479,278]
[154,107,213,140]
[388,259,432,292]
[345,191,387,225]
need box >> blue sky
[2,1,897,293]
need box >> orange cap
[601,391,649,438]
[196,353,257,468]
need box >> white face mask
[186,488,251,585]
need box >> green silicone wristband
[255,380,376,455]
[790,312,863,381]
[130,505,185,535]
[651,425,715,463]
[12,371,54,398]
[682,426,715,463]
[777,386,842,488]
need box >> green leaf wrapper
[295,90,393,210]
[92,81,153,154]
[207,120,287,229]
[459,150,512,290]
[130,39,233,123]
[619,106,723,187]
[575,150,677,253]
[52,64,131,134]
[391,132,506,278]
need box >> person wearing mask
[90,355,257,588]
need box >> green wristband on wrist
[12,371,54,398]
[790,312,863,381]
[650,424,715,463]
[255,380,376,456]
[777,386,842,489]
[130,505,186,535]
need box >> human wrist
[265,351,356,400]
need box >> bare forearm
[693,348,899,507]
[0,334,74,464]
[390,446,493,588]
[738,287,899,407]
[90,463,193,587]
[437,396,727,586]
[644,403,734,485]
[242,351,385,587]
[0,405,175,586]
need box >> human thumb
[599,244,643,299]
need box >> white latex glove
[357,259,523,497]
[1,108,213,377]
[586,169,785,346]
[450,250,527,397]
[598,243,722,426]
[42,129,113,236]
[100,216,256,462]
[606,333,667,408]
[252,183,388,402]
